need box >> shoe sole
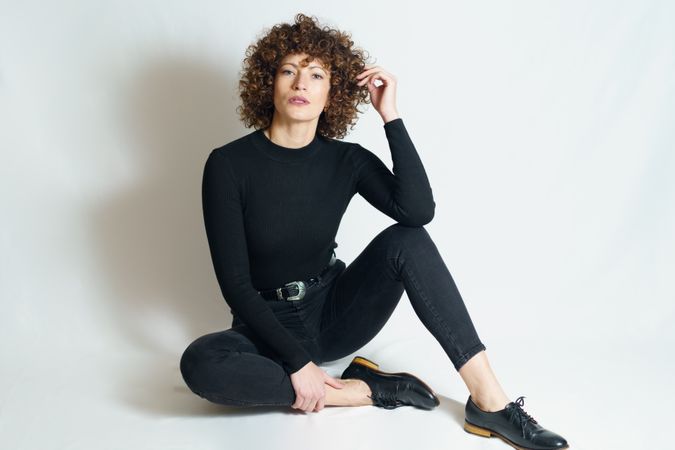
[349,356,440,400]
[464,420,570,450]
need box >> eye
[280,68,324,80]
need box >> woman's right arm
[202,149,345,412]
[201,149,313,374]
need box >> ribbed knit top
[201,118,435,374]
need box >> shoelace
[369,391,400,409]
[506,396,539,438]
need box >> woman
[180,13,568,450]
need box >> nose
[292,72,310,90]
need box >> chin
[284,111,319,121]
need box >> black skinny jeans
[180,223,487,407]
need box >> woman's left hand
[356,64,400,124]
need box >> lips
[289,96,309,104]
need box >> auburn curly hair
[236,13,372,140]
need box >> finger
[357,71,389,86]
[302,395,312,412]
[356,70,379,82]
[356,66,380,79]
[359,64,379,72]
[313,397,322,412]
[357,73,377,86]
[307,397,318,413]
[295,393,306,411]
[326,376,345,388]
[360,71,396,88]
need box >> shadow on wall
[88,55,248,412]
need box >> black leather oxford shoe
[340,356,440,410]
[464,395,569,449]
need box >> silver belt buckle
[279,281,306,301]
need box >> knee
[179,338,206,389]
[377,223,433,252]
[179,335,234,392]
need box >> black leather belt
[257,252,336,301]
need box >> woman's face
[272,52,331,125]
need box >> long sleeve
[201,149,313,374]
[351,118,435,226]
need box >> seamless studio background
[1,1,673,449]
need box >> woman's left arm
[352,65,435,226]
[351,118,435,226]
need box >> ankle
[472,392,510,412]
[348,379,374,406]
[327,379,373,406]
[351,379,372,403]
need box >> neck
[265,117,319,149]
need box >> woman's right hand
[289,361,346,412]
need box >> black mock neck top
[201,118,435,374]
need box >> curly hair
[236,13,372,140]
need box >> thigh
[316,225,407,362]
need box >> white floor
[2,309,669,450]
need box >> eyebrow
[281,62,329,74]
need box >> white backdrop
[1,1,673,449]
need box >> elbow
[415,206,435,226]
[421,204,435,225]
[399,201,435,227]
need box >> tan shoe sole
[464,420,570,450]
